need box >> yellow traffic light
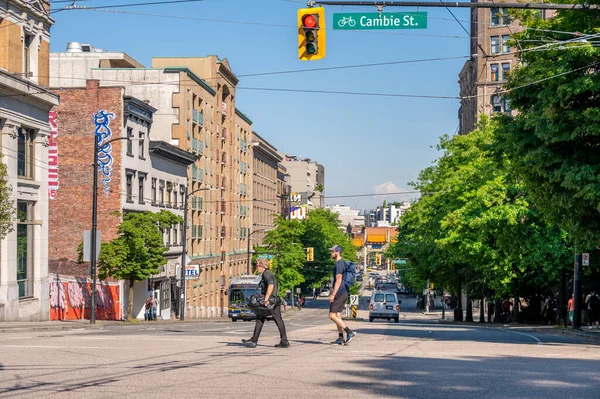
[306,247,314,261]
[298,7,326,61]
[376,254,382,266]
[429,282,434,290]
[269,258,274,269]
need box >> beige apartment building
[251,132,282,246]
[50,48,253,318]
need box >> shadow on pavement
[323,355,600,398]
[355,322,591,345]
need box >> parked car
[319,288,331,297]
[356,274,363,282]
[369,291,401,322]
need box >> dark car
[356,274,363,282]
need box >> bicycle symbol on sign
[338,16,356,27]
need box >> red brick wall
[49,80,124,277]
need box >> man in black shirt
[329,245,356,345]
[242,258,289,348]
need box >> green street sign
[333,12,427,30]
[393,259,407,265]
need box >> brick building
[0,0,59,321]
[50,47,254,318]
[458,3,554,135]
[48,80,196,321]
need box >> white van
[369,290,401,323]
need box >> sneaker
[274,341,290,348]
[345,331,357,344]
[330,338,345,345]
[242,339,257,348]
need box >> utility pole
[573,250,582,330]
[425,279,430,314]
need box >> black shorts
[330,293,348,314]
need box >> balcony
[220,227,226,239]
[221,176,227,190]
[221,152,227,166]
[220,201,226,214]
[222,127,227,141]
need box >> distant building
[327,205,365,228]
[364,202,411,227]
[251,132,282,245]
[279,153,324,210]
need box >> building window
[173,189,178,208]
[138,175,145,204]
[492,94,508,113]
[139,132,145,159]
[173,225,178,246]
[504,97,511,112]
[502,63,511,81]
[166,182,172,206]
[17,128,35,179]
[126,127,133,156]
[491,8,501,26]
[490,36,500,54]
[502,35,511,54]
[24,34,33,78]
[490,64,499,82]
[159,180,165,205]
[151,178,157,204]
[164,228,171,246]
[17,201,34,298]
[126,172,134,203]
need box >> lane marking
[504,329,543,345]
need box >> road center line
[504,329,543,345]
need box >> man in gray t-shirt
[328,245,356,345]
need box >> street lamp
[90,135,130,325]
[180,186,217,321]
[247,228,270,274]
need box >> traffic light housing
[298,7,326,61]
[269,258,274,269]
[306,247,314,261]
[376,254,382,266]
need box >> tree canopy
[496,5,600,248]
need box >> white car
[319,289,331,297]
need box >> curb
[523,327,600,344]
[0,324,101,334]
[436,319,600,344]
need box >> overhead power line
[51,0,205,14]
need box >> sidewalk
[0,306,315,334]
[435,310,600,344]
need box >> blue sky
[50,0,471,209]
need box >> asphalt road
[1,293,599,399]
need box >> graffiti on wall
[93,110,116,196]
[48,111,59,199]
[49,279,121,321]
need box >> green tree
[98,210,182,320]
[391,119,571,320]
[496,6,600,248]
[257,217,306,296]
[301,208,357,289]
[0,157,14,239]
